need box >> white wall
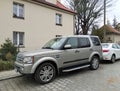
[0,0,74,51]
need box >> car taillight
[103,50,109,52]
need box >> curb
[0,70,22,81]
[0,75,22,81]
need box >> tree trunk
[82,25,88,35]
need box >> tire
[34,63,56,84]
[90,56,99,70]
[111,55,115,63]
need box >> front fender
[31,57,58,73]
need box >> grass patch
[0,60,14,72]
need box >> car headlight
[23,56,34,64]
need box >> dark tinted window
[79,38,90,48]
[91,37,100,46]
[65,37,78,49]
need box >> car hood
[18,49,59,57]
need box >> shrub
[0,38,18,61]
[6,52,13,61]
[0,60,14,71]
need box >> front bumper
[14,61,33,74]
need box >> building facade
[0,0,75,51]
[103,25,120,43]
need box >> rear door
[91,37,102,57]
[78,37,92,63]
[112,44,120,59]
[116,44,120,58]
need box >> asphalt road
[0,61,120,91]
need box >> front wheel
[34,63,56,84]
[90,56,99,70]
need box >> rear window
[91,37,100,46]
[102,44,109,48]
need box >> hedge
[0,60,14,72]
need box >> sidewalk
[0,70,22,81]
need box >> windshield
[42,38,66,49]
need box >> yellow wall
[106,34,120,43]
[0,0,74,51]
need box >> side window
[116,44,120,49]
[79,38,90,48]
[65,38,78,49]
[91,37,100,46]
[112,44,119,49]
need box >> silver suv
[15,35,102,84]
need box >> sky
[107,0,120,24]
[61,0,120,27]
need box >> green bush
[0,38,18,61]
[0,60,14,71]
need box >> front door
[60,37,80,67]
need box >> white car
[102,43,120,63]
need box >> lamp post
[103,0,106,42]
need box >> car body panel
[15,35,102,74]
[102,43,120,60]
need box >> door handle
[75,50,79,53]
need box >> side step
[62,65,90,72]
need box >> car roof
[102,43,116,45]
[59,35,98,38]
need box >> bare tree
[112,16,118,28]
[66,0,112,35]
[107,19,111,25]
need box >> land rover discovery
[15,35,102,84]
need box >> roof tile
[103,25,120,34]
[31,0,76,14]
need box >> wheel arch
[31,57,59,74]
[89,52,100,62]
[112,53,116,57]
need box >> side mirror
[64,44,72,49]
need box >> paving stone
[1,61,120,91]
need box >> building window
[56,13,62,26]
[13,32,24,47]
[13,2,24,19]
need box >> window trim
[13,2,24,19]
[56,13,62,26]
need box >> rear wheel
[90,56,99,70]
[111,55,115,63]
[34,63,56,84]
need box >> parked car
[102,43,120,63]
[15,35,102,84]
